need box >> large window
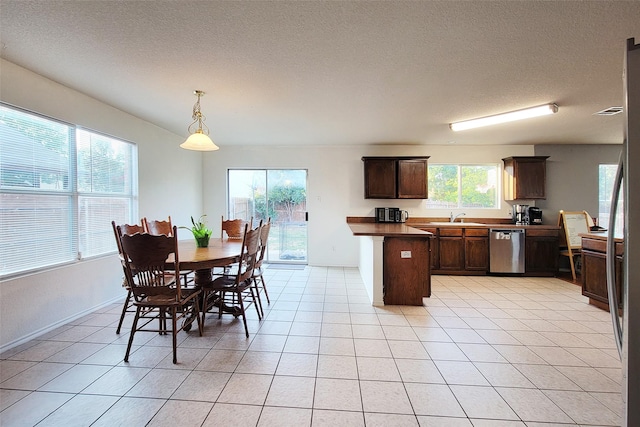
[599,163,623,231]
[426,164,499,209]
[0,104,137,277]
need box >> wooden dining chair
[251,218,272,317]
[112,220,145,334]
[201,223,262,337]
[120,225,203,364]
[221,216,246,240]
[143,216,172,236]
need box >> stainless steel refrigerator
[607,37,639,427]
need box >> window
[0,104,137,277]
[426,164,499,209]
[599,164,623,231]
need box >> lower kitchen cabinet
[464,228,489,271]
[437,228,465,271]
[423,225,559,276]
[422,228,439,270]
[383,236,431,304]
[524,228,559,276]
[581,235,623,311]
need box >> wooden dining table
[175,238,243,286]
[166,238,244,325]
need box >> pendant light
[180,90,220,151]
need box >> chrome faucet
[450,212,466,223]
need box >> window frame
[0,102,138,278]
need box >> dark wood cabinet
[437,228,465,271]
[524,228,559,276]
[582,236,623,311]
[383,237,431,304]
[363,156,429,199]
[503,156,549,200]
[422,228,439,270]
[464,228,489,271]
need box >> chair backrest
[255,219,271,269]
[221,216,246,240]
[112,220,145,254]
[234,223,261,284]
[143,216,173,236]
[119,225,181,299]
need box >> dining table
[168,238,244,327]
[175,238,243,286]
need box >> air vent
[594,106,623,116]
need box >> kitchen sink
[427,222,486,226]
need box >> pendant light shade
[180,90,219,151]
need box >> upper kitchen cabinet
[362,156,429,199]
[502,156,549,200]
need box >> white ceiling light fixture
[450,103,558,132]
[180,90,220,151]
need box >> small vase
[195,236,210,248]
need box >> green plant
[180,215,212,245]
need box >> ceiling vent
[594,106,623,116]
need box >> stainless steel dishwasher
[489,229,525,273]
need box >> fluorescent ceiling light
[450,103,558,132]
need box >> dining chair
[112,220,145,334]
[251,218,272,317]
[119,225,203,364]
[200,223,261,337]
[143,216,194,283]
[143,216,172,236]
[221,216,246,240]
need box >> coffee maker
[527,206,543,225]
[512,204,529,225]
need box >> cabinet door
[364,158,396,198]
[582,249,623,309]
[524,229,559,275]
[503,157,548,200]
[383,237,429,305]
[514,158,546,199]
[438,237,464,270]
[397,159,428,199]
[465,237,489,271]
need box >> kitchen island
[348,221,432,306]
[579,231,624,312]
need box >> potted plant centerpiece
[181,215,213,248]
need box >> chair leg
[237,290,249,338]
[569,256,577,282]
[124,306,141,362]
[251,280,264,319]
[116,289,132,334]
[256,273,270,304]
[171,307,178,364]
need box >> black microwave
[376,207,408,223]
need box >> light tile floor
[0,267,624,426]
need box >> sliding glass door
[228,169,307,264]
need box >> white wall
[0,60,203,350]
[203,144,535,267]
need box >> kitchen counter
[348,217,560,278]
[348,222,432,237]
[348,220,431,306]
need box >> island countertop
[348,222,433,237]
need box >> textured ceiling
[1,1,639,147]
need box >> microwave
[375,207,409,223]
